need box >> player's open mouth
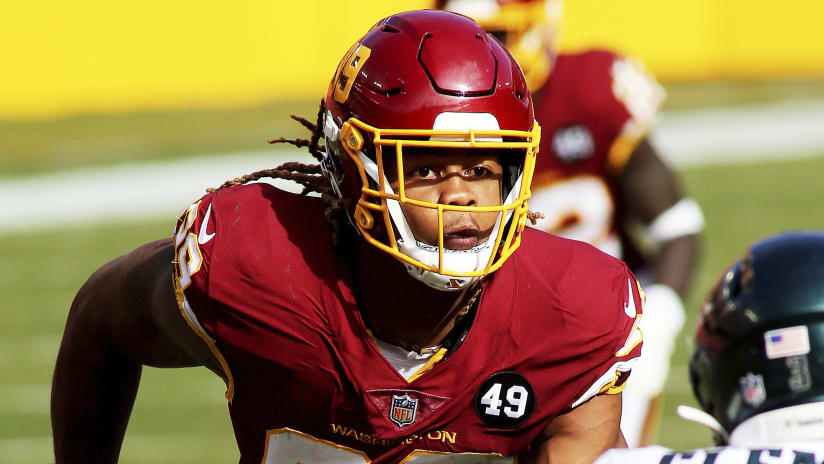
[444,227,480,250]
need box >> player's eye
[408,166,438,180]
[466,166,492,178]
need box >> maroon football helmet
[322,10,541,291]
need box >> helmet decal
[332,43,372,104]
[739,373,766,407]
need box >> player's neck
[352,239,480,353]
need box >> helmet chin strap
[676,405,729,443]
[321,112,345,202]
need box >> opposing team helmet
[323,10,540,291]
[689,231,824,444]
[436,0,562,91]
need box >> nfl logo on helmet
[739,372,766,407]
[390,394,418,427]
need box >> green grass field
[3,82,824,462]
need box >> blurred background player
[436,0,705,446]
[595,231,824,462]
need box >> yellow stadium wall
[2,0,823,120]
[562,0,824,82]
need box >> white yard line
[653,99,824,166]
[3,99,824,234]
[1,151,310,234]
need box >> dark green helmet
[689,231,824,443]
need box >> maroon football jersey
[529,50,664,259]
[172,183,643,463]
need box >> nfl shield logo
[740,372,767,406]
[389,394,418,427]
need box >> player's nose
[439,170,477,207]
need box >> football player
[436,0,705,446]
[595,231,824,463]
[52,11,643,464]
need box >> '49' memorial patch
[474,371,535,428]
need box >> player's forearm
[52,324,142,463]
[523,394,624,464]
[51,269,146,464]
[523,430,620,464]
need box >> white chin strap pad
[729,402,824,446]
[354,111,525,292]
[359,151,500,292]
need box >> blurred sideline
[3,98,824,235]
[652,99,824,165]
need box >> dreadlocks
[209,99,351,245]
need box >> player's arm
[51,238,224,463]
[523,266,640,463]
[619,138,701,297]
[606,53,702,298]
[523,393,626,464]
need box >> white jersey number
[174,201,204,290]
[528,176,619,257]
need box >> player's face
[385,148,504,251]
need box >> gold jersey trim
[172,248,235,402]
[406,347,449,383]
